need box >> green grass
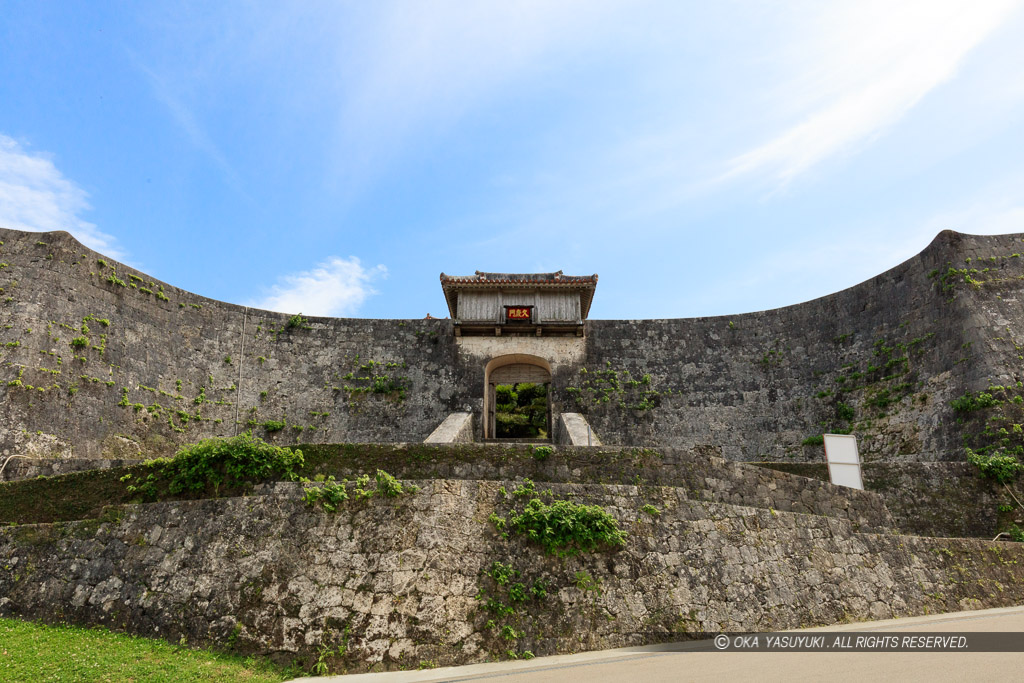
[0,618,297,682]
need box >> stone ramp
[753,461,1006,539]
[294,443,896,534]
[423,413,474,444]
[1,479,1022,674]
[0,457,144,483]
[0,444,896,533]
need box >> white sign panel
[823,434,863,490]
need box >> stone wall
[2,227,1024,468]
[0,457,140,482]
[571,230,1024,463]
[0,228,461,459]
[2,481,1023,672]
[288,443,896,533]
[0,443,894,533]
[9,444,998,540]
[756,461,1014,539]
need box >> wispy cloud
[688,178,1024,317]
[249,257,386,317]
[919,178,1024,236]
[133,58,246,195]
[720,0,1021,187]
[0,134,124,258]
[393,0,1023,247]
[325,0,629,193]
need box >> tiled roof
[439,270,598,286]
[439,271,598,320]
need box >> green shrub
[286,313,310,329]
[574,570,602,593]
[640,503,660,517]
[261,419,285,432]
[801,434,824,446]
[375,468,417,497]
[507,497,626,557]
[952,391,1002,413]
[495,382,548,438]
[486,561,519,586]
[530,445,553,461]
[136,432,303,497]
[302,477,349,512]
[69,336,88,348]
[966,447,1023,484]
[370,375,403,395]
[302,469,417,511]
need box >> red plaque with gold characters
[505,306,532,323]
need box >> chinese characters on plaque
[505,306,532,322]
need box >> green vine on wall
[336,357,410,404]
[488,479,626,557]
[759,346,785,368]
[301,469,419,511]
[953,384,1024,460]
[950,380,1024,539]
[801,327,935,446]
[473,560,544,660]
[565,362,668,412]
[928,251,1024,301]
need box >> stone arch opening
[483,354,552,440]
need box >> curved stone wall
[572,230,1024,462]
[1,227,1023,464]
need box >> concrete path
[293,605,1024,683]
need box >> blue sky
[2,1,1024,320]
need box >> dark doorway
[494,382,549,439]
[485,357,552,440]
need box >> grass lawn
[0,618,301,682]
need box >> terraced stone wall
[758,461,1012,539]
[2,481,1023,673]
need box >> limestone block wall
[758,461,1011,539]
[0,229,462,459]
[282,444,897,533]
[0,458,140,482]
[1,227,1023,467]
[572,230,1024,462]
[2,481,1023,672]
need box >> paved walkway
[293,605,1024,683]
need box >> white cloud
[0,134,124,258]
[720,0,1022,187]
[249,257,386,317]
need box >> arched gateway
[438,270,598,442]
[483,354,551,440]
